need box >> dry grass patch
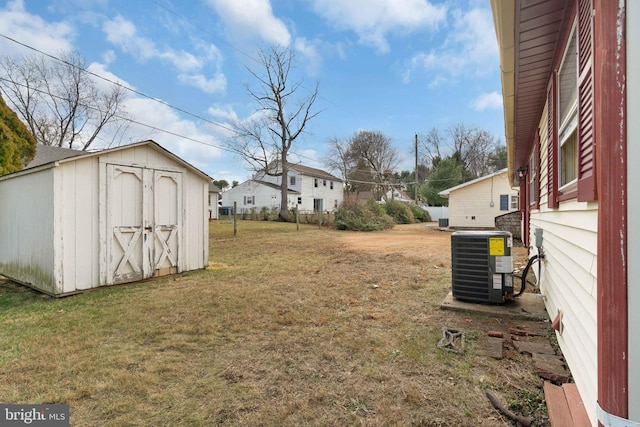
[0,221,550,426]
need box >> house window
[500,195,509,211]
[558,25,578,188]
[244,195,255,205]
[290,176,296,186]
[323,179,327,187]
[330,181,334,190]
[510,195,518,210]
[334,199,338,208]
[297,197,302,205]
[314,178,318,188]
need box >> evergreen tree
[0,94,36,176]
[419,157,463,206]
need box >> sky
[0,0,505,184]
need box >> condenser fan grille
[451,231,513,303]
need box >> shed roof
[27,145,83,168]
[438,168,508,197]
[2,140,212,182]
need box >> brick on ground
[480,336,504,359]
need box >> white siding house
[208,182,221,220]
[384,188,414,203]
[221,164,343,214]
[491,1,636,424]
[438,169,518,228]
[0,140,211,296]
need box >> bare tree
[419,127,445,170]
[230,46,320,221]
[419,123,502,181]
[325,136,354,192]
[350,131,399,201]
[0,52,128,150]
[327,131,399,199]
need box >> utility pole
[414,133,419,204]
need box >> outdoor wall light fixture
[517,166,528,179]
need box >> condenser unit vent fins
[451,231,513,304]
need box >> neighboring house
[0,140,211,296]
[491,1,637,424]
[208,182,221,220]
[384,188,414,203]
[438,168,518,229]
[221,164,343,214]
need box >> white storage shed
[0,140,211,296]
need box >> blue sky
[0,0,504,184]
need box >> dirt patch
[338,223,528,263]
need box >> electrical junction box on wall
[451,231,514,303]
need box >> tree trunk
[279,153,290,221]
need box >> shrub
[384,200,415,224]
[410,205,432,222]
[334,199,394,231]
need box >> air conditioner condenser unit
[451,231,513,303]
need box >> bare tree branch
[0,51,129,150]
[228,45,321,220]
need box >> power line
[0,32,336,167]
[0,32,238,136]
[0,76,242,156]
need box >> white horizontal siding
[222,174,344,214]
[221,181,283,213]
[533,108,599,423]
[448,171,517,228]
[298,174,342,212]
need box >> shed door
[105,164,182,285]
[152,170,182,277]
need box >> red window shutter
[577,0,597,201]
[547,77,559,209]
[532,131,540,209]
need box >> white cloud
[288,148,323,170]
[207,105,239,123]
[471,92,502,111]
[205,0,291,46]
[309,0,446,54]
[86,61,133,92]
[178,73,227,94]
[124,97,225,172]
[403,5,498,85]
[102,49,116,65]
[103,15,201,73]
[0,0,74,55]
[294,37,323,76]
[102,15,226,94]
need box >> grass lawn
[0,221,549,426]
